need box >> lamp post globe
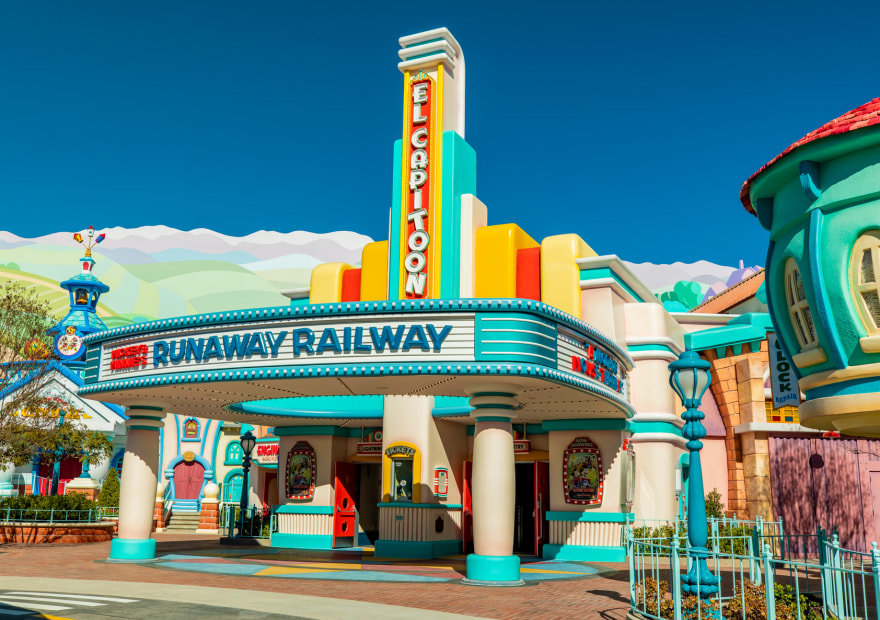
[238,430,257,531]
[668,349,718,600]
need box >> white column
[109,407,164,561]
[464,385,523,584]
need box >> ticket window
[382,442,421,503]
[391,459,414,502]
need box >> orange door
[333,462,357,548]
[534,461,550,556]
[462,460,473,553]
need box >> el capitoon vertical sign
[400,68,442,299]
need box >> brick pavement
[0,534,633,619]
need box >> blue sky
[1,1,878,266]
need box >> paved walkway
[0,534,633,619]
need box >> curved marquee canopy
[80,299,634,425]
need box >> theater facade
[81,28,692,584]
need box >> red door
[333,462,357,548]
[534,461,550,556]
[173,461,205,499]
[462,460,473,553]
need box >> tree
[0,281,112,478]
[96,467,120,507]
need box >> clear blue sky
[1,1,878,266]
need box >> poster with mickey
[563,437,604,505]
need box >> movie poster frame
[563,437,604,505]
[286,441,316,500]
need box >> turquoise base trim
[374,539,461,559]
[109,538,156,561]
[466,554,521,582]
[357,532,371,546]
[546,511,634,523]
[270,533,333,549]
[542,543,625,562]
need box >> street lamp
[238,431,256,534]
[668,349,718,600]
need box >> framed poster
[563,437,604,505]
[286,441,316,500]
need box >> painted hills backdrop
[0,227,758,323]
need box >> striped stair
[165,512,200,532]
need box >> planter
[0,521,115,544]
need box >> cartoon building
[81,28,725,584]
[1,229,127,498]
[737,98,880,550]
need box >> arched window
[224,441,243,465]
[851,232,880,334]
[784,259,817,350]
[222,471,243,503]
[182,418,200,441]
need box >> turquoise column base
[463,554,523,586]
[108,538,157,562]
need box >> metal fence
[628,521,879,620]
[0,507,112,523]
[220,504,275,539]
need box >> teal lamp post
[237,431,256,535]
[668,350,719,599]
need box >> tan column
[735,356,773,520]
[109,407,164,561]
[464,385,522,584]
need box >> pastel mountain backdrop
[0,227,759,323]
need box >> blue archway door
[174,461,205,500]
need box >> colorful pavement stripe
[150,548,602,583]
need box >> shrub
[723,581,822,620]
[636,577,720,620]
[705,488,724,518]
[0,493,97,521]
[96,468,120,507]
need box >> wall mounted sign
[286,441,315,500]
[98,313,474,381]
[385,444,416,458]
[563,437,604,505]
[400,69,439,299]
[513,440,531,454]
[769,334,799,409]
[254,441,279,465]
[433,467,449,498]
[356,442,383,456]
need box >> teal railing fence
[628,518,878,620]
[220,504,276,539]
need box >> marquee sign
[97,314,475,381]
[400,69,441,299]
[557,327,628,397]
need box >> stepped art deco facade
[82,28,702,584]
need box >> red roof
[741,98,880,215]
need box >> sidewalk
[0,534,633,619]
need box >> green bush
[96,468,120,507]
[705,488,724,518]
[0,493,97,521]
[723,581,822,619]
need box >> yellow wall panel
[475,224,538,298]
[309,262,353,304]
[360,241,389,301]
[540,234,597,318]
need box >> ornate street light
[668,350,718,600]
[238,431,257,535]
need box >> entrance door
[173,461,205,499]
[264,472,278,507]
[462,460,473,553]
[333,461,357,548]
[534,461,550,556]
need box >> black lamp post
[238,431,256,534]
[668,349,719,600]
